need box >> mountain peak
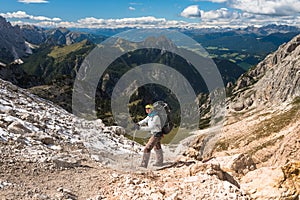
[143,35,177,50]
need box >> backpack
[153,101,174,134]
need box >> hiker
[135,104,164,168]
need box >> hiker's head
[145,104,153,114]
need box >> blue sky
[1,0,300,28]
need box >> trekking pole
[130,128,137,168]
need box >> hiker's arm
[138,116,149,126]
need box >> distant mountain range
[1,15,300,65]
[1,15,300,126]
[0,16,106,65]
[74,24,300,37]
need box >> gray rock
[52,154,81,169]
[231,101,244,111]
[7,121,32,135]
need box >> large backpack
[153,101,174,134]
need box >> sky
[1,0,300,29]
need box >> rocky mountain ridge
[0,16,106,65]
[231,34,300,111]
[0,16,29,64]
[184,33,300,199]
[86,24,300,37]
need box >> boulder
[205,154,256,175]
[240,166,288,199]
[280,161,300,198]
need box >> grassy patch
[214,139,230,151]
[252,101,300,140]
[48,40,88,59]
[292,96,300,105]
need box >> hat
[145,104,153,109]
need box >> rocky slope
[0,77,255,199]
[186,34,300,199]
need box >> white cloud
[8,16,300,29]
[178,1,300,27]
[200,10,300,28]
[3,9,300,29]
[200,8,240,20]
[76,16,172,28]
[180,5,201,18]
[229,0,300,16]
[0,11,61,21]
[18,0,48,3]
[129,6,136,11]
[193,0,300,16]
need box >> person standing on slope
[135,104,164,168]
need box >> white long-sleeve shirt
[138,114,161,135]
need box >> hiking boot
[140,153,150,168]
[153,149,163,167]
[153,162,163,167]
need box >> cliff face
[0,16,27,63]
[231,34,300,112]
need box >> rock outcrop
[20,25,46,45]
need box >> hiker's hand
[134,123,140,130]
